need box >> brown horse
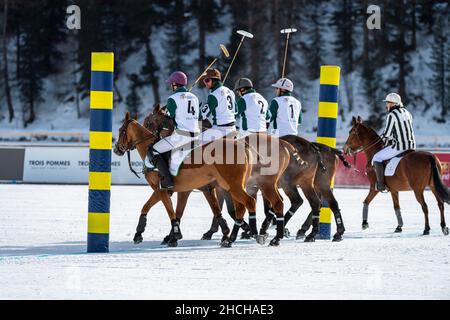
[343,116,450,236]
[144,109,293,246]
[113,110,257,247]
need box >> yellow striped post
[87,52,114,253]
[317,65,340,239]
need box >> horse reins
[347,136,382,174]
[118,119,158,179]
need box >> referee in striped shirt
[373,93,416,192]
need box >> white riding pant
[153,131,198,154]
[200,125,237,144]
[372,146,404,164]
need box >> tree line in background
[0,0,449,128]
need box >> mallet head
[280,28,298,34]
[219,44,230,58]
[237,30,254,39]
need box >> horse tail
[309,142,329,172]
[329,147,352,169]
[429,155,450,205]
[281,140,307,167]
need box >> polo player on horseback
[373,93,416,192]
[234,77,270,137]
[146,71,200,190]
[268,78,302,137]
[200,68,238,143]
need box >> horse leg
[431,186,449,236]
[362,189,379,230]
[391,191,404,233]
[258,184,285,246]
[221,187,256,247]
[134,191,161,244]
[259,197,275,237]
[245,184,260,238]
[219,187,251,238]
[320,188,346,242]
[300,184,321,243]
[201,187,231,241]
[282,186,304,238]
[413,189,431,235]
[160,191,191,245]
[159,191,182,247]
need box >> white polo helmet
[272,78,294,92]
[383,93,403,107]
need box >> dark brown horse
[144,108,293,246]
[265,136,351,242]
[114,110,257,247]
[343,116,450,236]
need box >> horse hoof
[201,232,213,240]
[221,239,232,248]
[423,229,430,236]
[284,228,290,238]
[332,233,343,242]
[395,226,402,233]
[133,234,143,245]
[269,238,280,247]
[167,239,178,247]
[362,222,369,230]
[304,234,316,243]
[296,229,306,240]
[161,235,171,245]
[443,227,449,236]
[256,233,268,245]
[240,231,252,240]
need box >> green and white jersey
[166,87,200,133]
[269,93,302,137]
[236,90,269,132]
[207,82,236,126]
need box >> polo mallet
[280,28,298,78]
[223,30,254,84]
[189,44,230,91]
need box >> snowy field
[0,184,449,300]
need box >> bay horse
[262,136,351,242]
[343,116,450,236]
[144,108,293,246]
[113,110,257,247]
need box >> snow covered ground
[0,184,449,300]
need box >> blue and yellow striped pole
[87,52,114,253]
[316,65,340,240]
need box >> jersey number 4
[188,100,196,115]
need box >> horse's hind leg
[431,186,449,236]
[320,188,345,242]
[299,184,321,243]
[134,191,161,244]
[413,189,431,235]
[390,191,404,233]
[259,184,285,246]
[282,186,304,236]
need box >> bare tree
[2,0,14,122]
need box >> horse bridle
[116,119,158,178]
[345,124,382,157]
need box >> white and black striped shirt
[381,107,416,151]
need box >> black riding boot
[152,150,174,190]
[373,162,386,192]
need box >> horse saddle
[383,150,415,177]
